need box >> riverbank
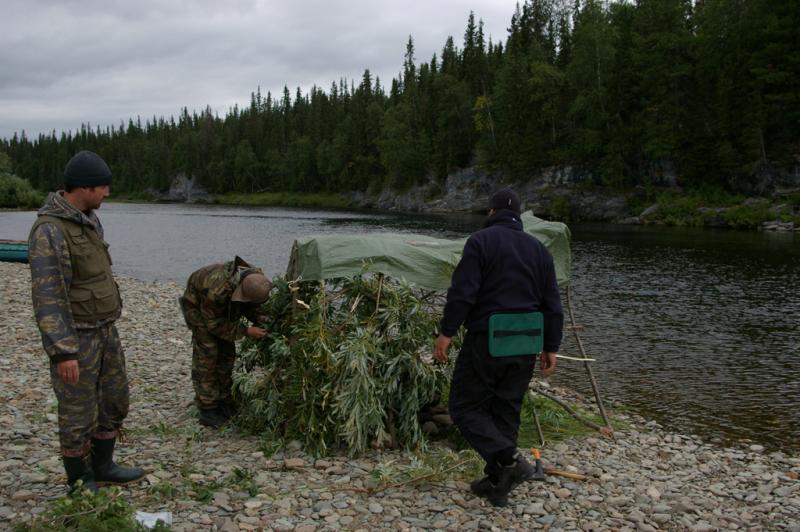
[138,166,800,230]
[121,188,800,232]
[1,262,798,531]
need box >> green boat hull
[0,241,28,263]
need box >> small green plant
[126,422,183,441]
[549,195,572,221]
[185,425,206,444]
[186,478,224,503]
[226,467,258,497]
[26,413,49,424]
[257,432,284,457]
[13,486,169,531]
[147,480,179,501]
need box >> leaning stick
[544,467,587,481]
[566,286,612,428]
[529,389,609,433]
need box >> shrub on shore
[633,186,797,229]
[0,174,44,209]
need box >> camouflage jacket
[28,192,121,363]
[179,257,264,342]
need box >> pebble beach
[0,261,798,531]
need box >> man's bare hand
[57,359,79,385]
[246,326,267,339]
[434,334,452,363]
[539,351,557,377]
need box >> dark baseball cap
[488,188,521,214]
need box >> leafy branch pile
[233,275,454,456]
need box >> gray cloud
[1,0,517,139]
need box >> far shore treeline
[1,0,798,199]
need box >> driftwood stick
[530,396,546,447]
[544,467,587,481]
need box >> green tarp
[286,211,571,289]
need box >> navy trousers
[448,331,537,476]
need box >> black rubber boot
[218,399,238,420]
[63,455,98,495]
[198,407,228,428]
[92,437,145,486]
[470,462,516,507]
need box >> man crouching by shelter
[434,188,564,507]
[29,150,144,495]
[180,257,271,428]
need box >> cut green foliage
[370,447,483,488]
[13,487,170,531]
[233,275,451,456]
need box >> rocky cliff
[145,174,212,203]
[350,166,633,222]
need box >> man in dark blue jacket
[434,188,564,507]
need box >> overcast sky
[0,0,521,140]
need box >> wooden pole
[566,286,612,429]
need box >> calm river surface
[2,203,798,451]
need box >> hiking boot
[92,437,145,486]
[198,407,228,428]
[63,455,98,496]
[470,463,516,507]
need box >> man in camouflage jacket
[28,150,144,494]
[180,256,271,428]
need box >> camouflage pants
[190,328,236,409]
[49,323,129,457]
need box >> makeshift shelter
[286,211,572,289]
[235,211,609,455]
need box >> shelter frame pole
[566,285,611,428]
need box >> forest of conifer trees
[2,0,797,197]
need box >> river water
[2,203,798,452]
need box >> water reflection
[558,224,799,451]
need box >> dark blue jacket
[440,209,564,352]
